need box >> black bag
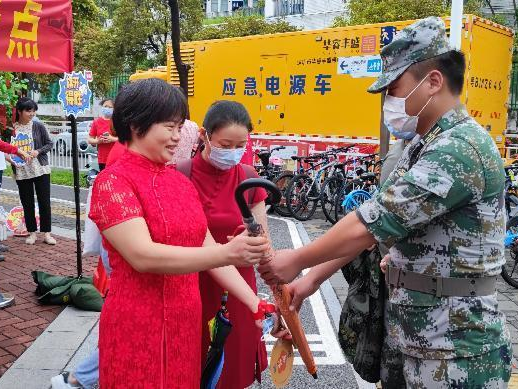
[338,248,384,383]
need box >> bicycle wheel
[320,175,344,224]
[285,173,318,221]
[272,171,294,217]
[503,216,518,288]
[334,180,369,222]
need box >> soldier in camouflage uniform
[259,16,512,388]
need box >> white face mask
[383,74,433,139]
[206,137,245,170]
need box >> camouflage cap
[368,16,452,94]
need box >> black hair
[100,98,114,106]
[408,50,466,95]
[113,78,187,143]
[15,97,38,122]
[202,100,253,137]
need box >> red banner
[0,0,73,73]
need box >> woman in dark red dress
[189,101,271,389]
[89,80,271,388]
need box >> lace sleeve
[89,171,144,231]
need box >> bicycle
[254,145,294,217]
[334,155,382,223]
[285,146,352,221]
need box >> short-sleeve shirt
[89,117,115,164]
[357,105,510,359]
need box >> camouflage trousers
[402,344,512,389]
[380,299,512,389]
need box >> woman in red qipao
[89,80,272,389]
[188,101,274,389]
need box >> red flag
[0,0,73,73]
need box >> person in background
[170,111,199,164]
[89,79,272,388]
[0,136,30,308]
[240,133,254,166]
[184,101,271,389]
[88,99,117,171]
[10,97,55,246]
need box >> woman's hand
[16,149,32,163]
[222,229,270,267]
[29,150,39,158]
[270,312,291,339]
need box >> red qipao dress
[189,153,268,389]
[89,150,208,388]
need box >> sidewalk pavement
[300,217,518,362]
[0,229,96,378]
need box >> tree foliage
[193,15,298,41]
[332,0,485,27]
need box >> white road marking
[268,216,345,366]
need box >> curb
[0,307,99,389]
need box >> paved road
[250,217,363,388]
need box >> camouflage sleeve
[357,136,485,244]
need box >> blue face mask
[384,122,416,140]
[207,138,245,170]
[101,107,113,118]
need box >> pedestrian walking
[259,17,512,388]
[88,99,117,171]
[10,97,55,246]
[89,79,272,388]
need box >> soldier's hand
[287,275,319,312]
[380,254,390,274]
[258,249,301,286]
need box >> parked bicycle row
[254,145,382,223]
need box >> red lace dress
[89,150,208,388]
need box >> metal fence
[43,120,97,172]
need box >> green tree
[0,73,27,135]
[332,0,484,27]
[193,15,298,41]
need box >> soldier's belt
[386,266,497,298]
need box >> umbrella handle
[235,178,281,220]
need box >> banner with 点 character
[0,0,73,73]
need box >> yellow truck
[131,14,514,155]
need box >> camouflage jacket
[357,105,510,359]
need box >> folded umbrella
[235,178,317,380]
[200,291,232,389]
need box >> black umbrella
[200,291,232,389]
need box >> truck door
[259,55,288,133]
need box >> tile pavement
[299,216,518,361]
[0,234,96,377]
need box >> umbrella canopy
[200,292,233,389]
